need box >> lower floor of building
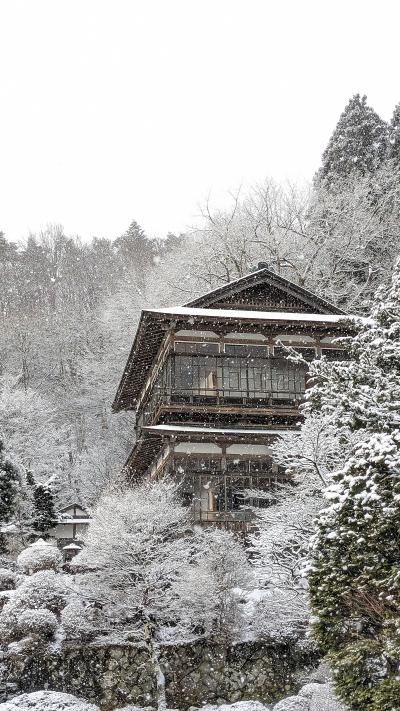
[127,424,293,531]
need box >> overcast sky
[1,0,400,243]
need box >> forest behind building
[1,92,400,511]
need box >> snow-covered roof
[124,424,294,476]
[63,542,82,550]
[148,306,350,324]
[59,502,89,514]
[57,518,91,525]
[29,538,52,547]
[143,424,293,436]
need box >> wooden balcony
[138,390,302,432]
[194,509,254,532]
[136,351,307,431]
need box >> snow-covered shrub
[8,569,66,613]
[0,690,100,710]
[273,697,308,710]
[17,540,62,574]
[267,682,346,710]
[0,564,67,647]
[0,568,16,591]
[17,608,57,640]
[74,480,250,710]
[61,601,95,641]
[172,527,251,642]
[0,609,19,644]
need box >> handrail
[140,387,303,430]
[195,509,254,522]
[138,351,307,429]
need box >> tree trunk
[144,619,167,711]
[151,639,167,711]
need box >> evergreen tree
[114,220,155,286]
[307,260,400,709]
[316,94,387,186]
[0,232,18,262]
[32,484,57,535]
[27,472,58,535]
[0,441,20,553]
[387,101,400,164]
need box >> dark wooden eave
[123,431,164,479]
[185,267,346,315]
[124,425,292,478]
[112,309,168,412]
[112,307,352,412]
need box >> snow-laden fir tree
[114,219,156,287]
[0,440,20,554]
[316,94,387,186]
[26,473,57,536]
[387,102,400,164]
[248,413,361,640]
[307,259,400,709]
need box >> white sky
[1,0,400,243]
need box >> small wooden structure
[113,266,349,531]
[62,541,82,562]
[47,503,91,549]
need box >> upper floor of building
[113,265,349,432]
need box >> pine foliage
[387,102,400,164]
[317,94,387,186]
[31,480,58,535]
[307,260,400,709]
[0,440,20,553]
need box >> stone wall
[1,639,318,710]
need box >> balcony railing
[140,388,304,431]
[195,509,254,523]
[139,352,307,428]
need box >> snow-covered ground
[0,690,100,710]
[195,682,345,710]
[0,683,346,711]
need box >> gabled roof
[185,267,345,315]
[59,503,89,515]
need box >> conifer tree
[114,220,155,286]
[307,260,400,709]
[27,472,58,535]
[32,484,57,535]
[387,102,400,164]
[316,94,387,186]
[0,441,20,554]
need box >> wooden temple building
[112,265,347,531]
